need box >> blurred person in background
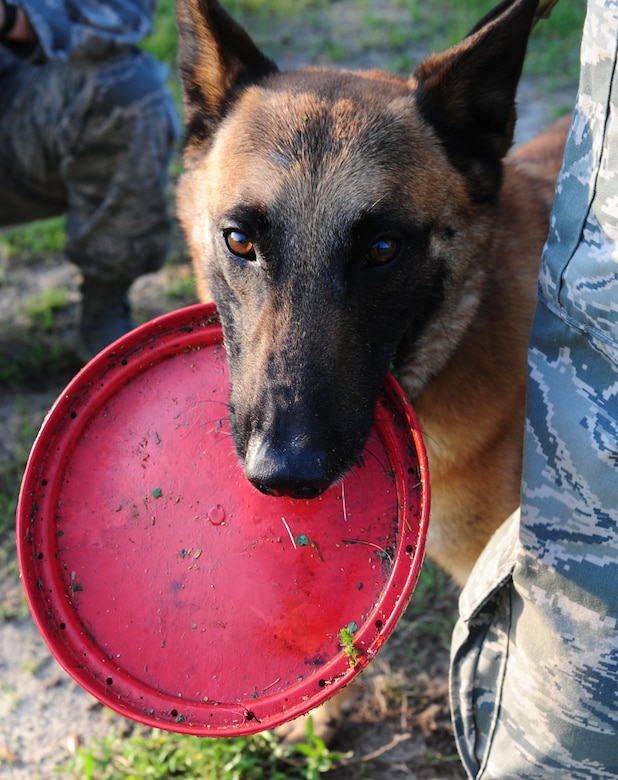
[0,0,178,361]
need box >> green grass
[64,717,351,780]
[0,215,67,261]
[400,559,458,658]
[0,336,77,386]
[0,215,66,257]
[0,397,39,586]
[22,287,70,331]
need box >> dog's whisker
[341,538,393,563]
[361,442,391,474]
[203,423,233,437]
[184,398,230,410]
[368,194,387,212]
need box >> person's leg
[0,50,179,359]
[0,58,73,225]
[449,1,618,777]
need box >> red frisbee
[17,303,429,736]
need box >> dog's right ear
[176,0,278,145]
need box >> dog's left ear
[176,0,278,146]
[412,0,538,201]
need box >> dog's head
[176,0,539,498]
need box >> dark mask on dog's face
[176,0,540,497]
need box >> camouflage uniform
[0,0,178,286]
[450,1,618,777]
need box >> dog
[175,0,568,588]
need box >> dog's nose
[243,434,331,499]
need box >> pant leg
[450,1,618,777]
[0,49,179,283]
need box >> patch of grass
[64,718,351,780]
[0,681,20,717]
[0,333,78,386]
[426,749,463,766]
[339,621,360,668]
[0,397,41,582]
[406,559,455,619]
[388,0,584,84]
[526,2,585,87]
[0,489,18,547]
[163,265,197,302]
[23,288,70,331]
[0,216,66,259]
[399,559,459,657]
[0,398,36,512]
[142,0,183,107]
[21,657,46,676]
[225,0,328,18]
[144,0,180,67]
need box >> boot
[76,278,136,362]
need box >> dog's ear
[412,0,538,201]
[176,0,278,144]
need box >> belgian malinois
[175,0,568,586]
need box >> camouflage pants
[450,1,618,777]
[0,49,178,284]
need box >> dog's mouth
[249,479,329,501]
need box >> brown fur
[176,0,568,586]
[412,116,568,582]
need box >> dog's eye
[367,237,401,266]
[224,230,256,261]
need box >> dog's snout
[244,433,331,500]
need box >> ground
[0,1,580,776]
